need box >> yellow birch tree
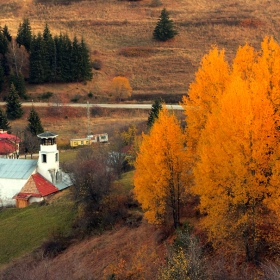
[134,108,190,228]
[186,38,280,262]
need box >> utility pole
[87,101,90,136]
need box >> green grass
[114,170,134,195]
[59,149,78,163]
[0,193,76,265]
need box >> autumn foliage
[182,37,280,262]
[134,108,190,228]
[109,76,132,101]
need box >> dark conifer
[0,108,11,131]
[3,25,11,42]
[16,18,32,52]
[1,55,9,76]
[0,64,4,92]
[9,72,26,99]
[0,31,8,56]
[147,98,163,128]
[29,33,46,84]
[79,38,93,81]
[43,23,55,82]
[6,83,23,120]
[27,107,44,136]
[153,8,178,41]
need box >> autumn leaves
[134,37,280,262]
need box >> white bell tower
[37,132,60,184]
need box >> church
[0,131,72,208]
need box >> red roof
[0,133,21,143]
[15,173,59,201]
[0,140,15,154]
[32,173,59,196]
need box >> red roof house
[0,130,21,158]
[14,173,59,208]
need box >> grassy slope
[0,0,278,101]
[0,191,76,265]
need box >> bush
[40,91,53,100]
[88,91,93,98]
[92,59,102,70]
[71,95,81,103]
[150,0,162,7]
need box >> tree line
[0,19,92,94]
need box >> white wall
[0,178,28,206]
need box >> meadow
[0,0,279,102]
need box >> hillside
[0,0,279,101]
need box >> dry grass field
[1,0,279,100]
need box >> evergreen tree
[71,36,81,81]
[9,72,26,99]
[6,83,23,120]
[3,25,11,42]
[0,63,4,92]
[55,33,72,82]
[43,23,55,82]
[0,30,8,56]
[1,55,9,76]
[153,8,178,41]
[16,18,32,52]
[79,38,92,81]
[0,108,11,131]
[27,106,44,136]
[29,33,46,84]
[147,98,163,128]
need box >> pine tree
[16,18,32,52]
[0,63,4,92]
[147,98,163,128]
[153,8,178,41]
[3,25,11,42]
[27,107,44,136]
[9,72,26,99]
[43,23,55,82]
[1,55,9,76]
[29,33,46,84]
[6,83,23,120]
[0,108,10,131]
[71,36,81,81]
[79,38,92,81]
[0,30,8,56]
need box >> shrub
[150,0,162,7]
[40,91,53,100]
[109,76,132,101]
[71,95,80,103]
[92,59,102,70]
[88,91,93,98]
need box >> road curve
[0,102,185,110]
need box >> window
[42,154,47,163]
[55,153,58,162]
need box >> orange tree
[134,108,190,228]
[182,37,280,262]
[109,76,132,101]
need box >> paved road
[0,102,184,110]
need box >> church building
[0,132,72,208]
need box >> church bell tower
[37,132,60,184]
